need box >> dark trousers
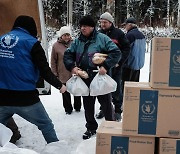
[111,67,123,113]
[122,67,140,93]
[6,117,21,143]
[62,91,81,113]
[83,94,114,131]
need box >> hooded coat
[0,15,62,106]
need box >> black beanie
[79,15,96,27]
[12,15,37,37]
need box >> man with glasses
[96,12,130,121]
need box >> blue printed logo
[112,147,126,154]
[141,101,156,115]
[172,53,180,65]
[138,90,158,135]
[111,136,128,154]
[169,39,180,87]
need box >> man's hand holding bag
[66,75,89,96]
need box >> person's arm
[50,44,58,77]
[118,32,130,66]
[126,31,136,44]
[31,41,64,91]
[101,36,121,71]
[63,40,77,72]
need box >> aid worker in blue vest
[0,15,66,144]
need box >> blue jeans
[0,102,59,143]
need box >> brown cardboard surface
[96,121,155,154]
[122,82,180,138]
[97,120,122,134]
[149,37,180,89]
[158,138,180,154]
[0,0,41,38]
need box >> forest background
[41,0,180,45]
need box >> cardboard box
[158,138,180,154]
[122,82,180,138]
[96,121,155,154]
[149,37,180,89]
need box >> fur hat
[79,15,96,27]
[58,26,72,38]
[100,12,114,23]
[12,15,37,37]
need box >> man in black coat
[97,12,130,121]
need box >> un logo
[141,102,155,115]
[0,34,19,49]
[173,54,180,65]
[113,146,126,154]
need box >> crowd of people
[0,11,146,145]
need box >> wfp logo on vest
[141,101,156,115]
[0,34,19,49]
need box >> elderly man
[122,17,146,83]
[64,15,121,139]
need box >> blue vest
[0,28,39,90]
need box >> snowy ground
[4,36,150,154]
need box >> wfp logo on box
[172,53,180,65]
[113,147,126,154]
[138,90,158,135]
[141,101,156,115]
[111,136,129,154]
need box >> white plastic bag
[0,123,12,147]
[66,75,89,96]
[90,73,117,96]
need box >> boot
[95,110,104,119]
[82,129,96,140]
[6,117,21,144]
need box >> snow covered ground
[1,35,150,154]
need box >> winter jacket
[63,29,121,74]
[99,25,130,67]
[0,28,62,106]
[125,27,146,70]
[0,28,39,90]
[51,38,72,83]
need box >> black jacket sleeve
[31,41,62,89]
[117,31,130,66]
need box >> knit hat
[100,12,114,23]
[12,15,37,37]
[124,17,136,24]
[58,26,72,38]
[79,15,96,27]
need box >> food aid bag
[66,75,89,96]
[90,73,117,96]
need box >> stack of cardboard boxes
[96,37,180,154]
